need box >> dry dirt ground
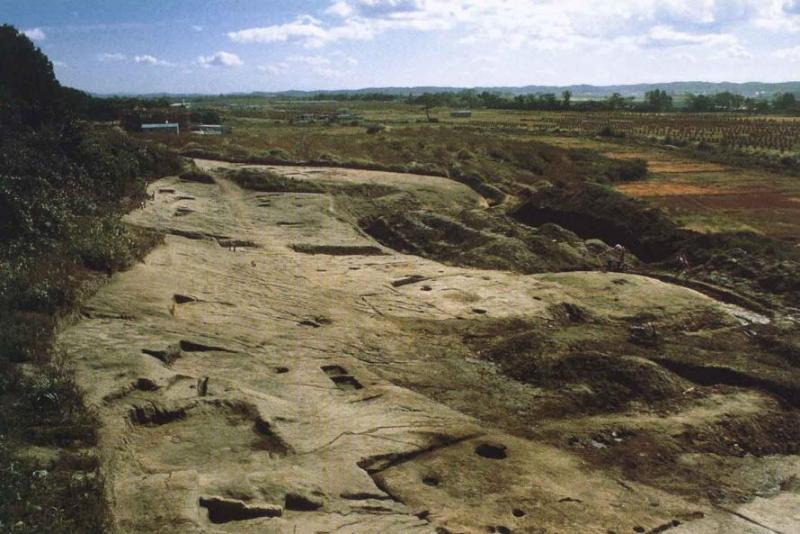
[55,161,800,533]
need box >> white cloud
[226,0,791,56]
[643,25,739,47]
[134,54,174,66]
[754,0,800,31]
[197,51,244,68]
[774,44,800,60]
[326,1,354,17]
[287,55,333,66]
[718,43,753,59]
[192,25,204,32]
[228,15,329,45]
[258,62,290,74]
[97,52,127,62]
[23,28,46,41]
[327,0,421,17]
[259,53,358,77]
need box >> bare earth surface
[56,161,800,533]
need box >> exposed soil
[55,161,800,533]
[659,191,800,210]
[616,183,740,197]
[606,153,729,174]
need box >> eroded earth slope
[56,161,800,533]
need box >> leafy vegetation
[227,168,325,193]
[0,25,181,532]
[405,88,797,114]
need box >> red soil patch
[605,153,728,174]
[616,183,736,197]
[658,191,800,210]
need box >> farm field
[208,99,800,153]
[530,134,800,238]
[162,101,800,240]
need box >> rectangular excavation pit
[179,340,238,353]
[129,402,189,426]
[330,375,364,391]
[290,244,386,256]
[391,275,429,287]
[217,238,259,249]
[321,364,363,390]
[321,365,348,376]
[199,497,282,524]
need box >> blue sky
[4,0,800,94]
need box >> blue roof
[142,123,179,129]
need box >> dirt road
[57,162,799,533]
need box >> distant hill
[100,81,800,100]
[267,82,800,99]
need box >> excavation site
[51,161,800,533]
[3,14,800,534]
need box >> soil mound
[363,208,616,274]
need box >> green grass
[227,168,325,193]
[1,122,180,533]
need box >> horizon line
[84,80,800,98]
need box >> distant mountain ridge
[98,81,800,99]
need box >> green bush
[227,169,325,193]
[69,215,140,273]
[0,311,53,363]
[266,147,292,161]
[0,25,186,533]
[179,169,215,184]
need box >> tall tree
[561,90,572,109]
[644,89,673,112]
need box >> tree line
[401,89,800,114]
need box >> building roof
[142,123,180,129]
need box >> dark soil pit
[475,442,508,460]
[321,365,348,376]
[392,275,429,287]
[290,244,387,256]
[330,375,364,391]
[179,340,238,353]
[284,493,323,512]
[199,497,281,523]
[422,475,440,487]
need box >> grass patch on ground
[227,168,326,193]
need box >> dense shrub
[0,25,179,533]
[227,168,325,193]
